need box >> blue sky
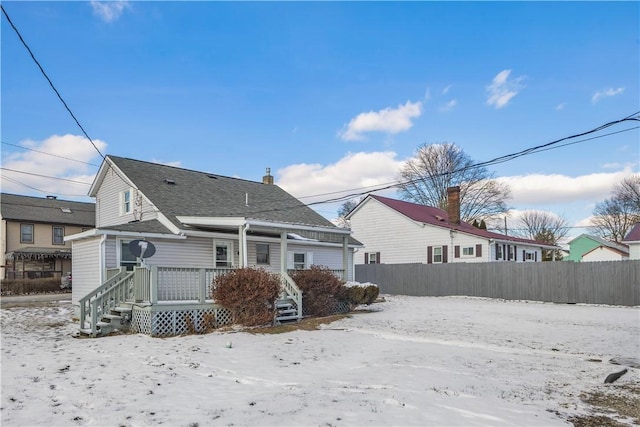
[1,1,639,239]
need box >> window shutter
[476,244,482,258]
[535,251,538,262]
[495,244,499,260]
[376,252,381,264]
[287,251,294,269]
[514,246,517,261]
[306,252,314,268]
[443,245,448,263]
[427,246,433,264]
[522,250,526,261]
[454,245,460,258]
[364,253,369,264]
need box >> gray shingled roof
[107,156,340,231]
[100,219,173,234]
[0,193,95,227]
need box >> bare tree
[397,143,511,222]
[591,175,640,242]
[335,197,362,229]
[513,210,570,261]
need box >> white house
[622,223,640,260]
[346,187,556,265]
[67,156,361,336]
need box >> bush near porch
[212,267,281,327]
[290,265,346,317]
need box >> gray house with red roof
[346,187,556,265]
[622,223,640,260]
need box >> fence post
[150,265,158,304]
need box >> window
[122,189,132,214]
[293,253,306,270]
[52,226,64,245]
[256,243,269,265]
[462,246,475,256]
[508,245,514,261]
[433,246,443,263]
[20,224,34,243]
[215,242,232,268]
[366,252,380,264]
[496,244,503,260]
[120,240,139,271]
[525,251,535,261]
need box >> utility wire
[1,141,100,167]
[0,168,92,185]
[1,176,90,197]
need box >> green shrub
[340,284,380,308]
[290,266,345,317]
[0,278,63,295]
[212,267,281,327]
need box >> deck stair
[275,297,299,324]
[79,303,133,337]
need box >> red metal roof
[369,195,556,247]
[623,223,640,242]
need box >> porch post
[150,265,158,304]
[198,268,206,303]
[280,230,288,275]
[238,226,244,268]
[342,236,349,281]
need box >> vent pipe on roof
[46,195,57,200]
[246,192,249,207]
[446,186,461,225]
[262,167,274,185]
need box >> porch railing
[287,268,345,280]
[142,266,233,303]
[281,272,303,320]
[79,267,134,336]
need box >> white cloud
[91,1,130,23]
[339,101,423,141]
[438,99,457,112]
[555,102,567,111]
[592,87,625,103]
[442,85,452,95]
[1,134,106,199]
[497,167,636,206]
[276,151,403,205]
[486,69,525,109]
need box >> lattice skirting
[301,300,352,317]
[131,305,233,337]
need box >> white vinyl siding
[349,198,489,265]
[95,165,158,227]
[71,236,102,306]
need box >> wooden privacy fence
[355,260,640,306]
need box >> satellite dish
[128,240,156,259]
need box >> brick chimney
[262,167,274,185]
[447,186,461,224]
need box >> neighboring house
[1,193,95,280]
[346,187,556,265]
[622,223,640,260]
[566,234,629,262]
[66,156,360,336]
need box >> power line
[1,141,100,167]
[0,167,92,185]
[1,176,90,197]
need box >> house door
[214,241,233,268]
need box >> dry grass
[251,313,353,334]
[569,383,640,426]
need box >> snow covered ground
[1,295,638,426]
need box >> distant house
[346,187,556,265]
[622,223,640,260]
[66,156,360,336]
[566,234,629,262]
[1,193,95,280]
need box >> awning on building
[4,247,72,261]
